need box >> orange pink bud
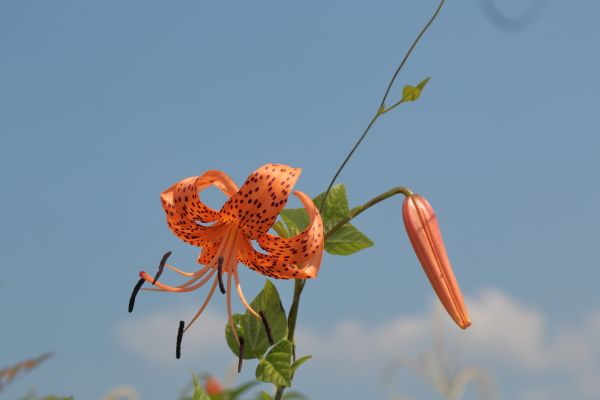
[402,194,471,329]
[204,375,223,395]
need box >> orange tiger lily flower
[402,194,471,329]
[138,163,324,347]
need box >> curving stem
[272,185,414,399]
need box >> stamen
[176,320,184,359]
[174,265,210,288]
[164,263,195,277]
[152,251,173,285]
[140,270,215,293]
[233,267,261,319]
[226,272,240,344]
[217,256,226,294]
[128,278,145,313]
[259,310,274,345]
[237,336,245,373]
[183,273,219,333]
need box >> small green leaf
[325,223,374,255]
[255,339,293,387]
[191,374,211,400]
[259,392,273,400]
[291,355,312,375]
[225,280,287,359]
[402,77,431,102]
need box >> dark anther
[176,320,184,359]
[217,256,226,294]
[237,336,245,373]
[128,278,145,313]
[152,251,173,285]
[259,310,274,345]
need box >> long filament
[140,269,215,293]
[227,272,240,345]
[183,274,220,333]
[233,266,260,319]
[174,265,211,288]
[165,263,197,277]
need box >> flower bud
[402,194,471,329]
[204,376,223,395]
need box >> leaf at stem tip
[255,339,293,387]
[225,280,288,359]
[260,391,274,400]
[402,77,431,102]
[291,355,312,375]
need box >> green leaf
[255,340,293,387]
[291,355,312,375]
[225,280,287,359]
[279,183,348,233]
[279,207,311,235]
[402,77,431,102]
[276,183,374,256]
[259,392,273,400]
[312,184,350,230]
[191,374,211,400]
[272,221,290,238]
[325,223,374,255]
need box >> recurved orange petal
[219,164,300,239]
[161,170,238,224]
[236,236,316,279]
[258,191,324,269]
[161,170,238,247]
[166,222,226,248]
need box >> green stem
[319,0,446,215]
[272,225,306,400]
[272,0,446,396]
[272,186,413,400]
[273,278,305,400]
[380,98,405,115]
[325,186,413,240]
[286,279,306,347]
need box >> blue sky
[1,1,599,399]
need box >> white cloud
[295,289,600,399]
[295,289,552,371]
[116,289,600,399]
